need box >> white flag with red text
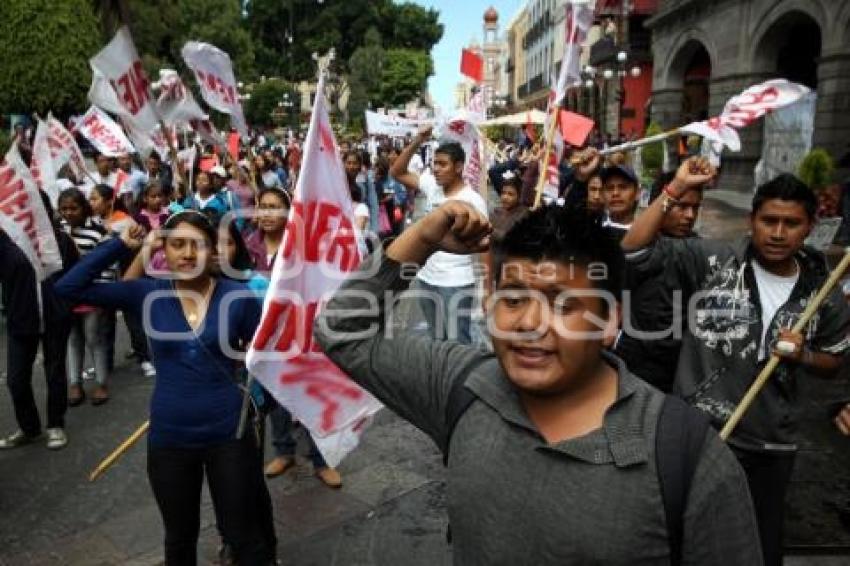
[31,114,88,204]
[0,144,62,281]
[554,1,595,106]
[246,72,381,468]
[181,41,248,136]
[89,27,160,136]
[77,106,135,156]
[156,69,208,126]
[680,79,811,152]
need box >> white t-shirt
[752,259,799,360]
[353,202,370,257]
[416,179,488,287]
[408,153,424,176]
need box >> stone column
[709,72,772,194]
[812,49,850,179]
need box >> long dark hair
[162,210,217,246]
[91,183,128,214]
[221,217,255,275]
[58,187,93,219]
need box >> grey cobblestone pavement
[1,197,849,564]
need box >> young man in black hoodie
[623,158,850,566]
[0,193,78,450]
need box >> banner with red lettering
[88,68,125,116]
[0,143,62,281]
[680,79,811,152]
[89,27,159,135]
[553,0,594,106]
[246,72,381,467]
[155,69,208,126]
[31,114,88,204]
[181,41,248,136]
[189,119,225,147]
[77,106,135,156]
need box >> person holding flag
[622,159,850,565]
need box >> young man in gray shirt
[315,199,761,564]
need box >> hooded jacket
[626,236,850,452]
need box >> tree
[243,79,296,128]
[127,0,256,81]
[641,122,665,182]
[0,0,103,116]
[245,0,442,81]
[347,28,385,128]
[798,148,834,191]
[379,49,432,107]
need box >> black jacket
[0,229,78,336]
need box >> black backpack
[440,376,709,566]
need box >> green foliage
[245,0,442,81]
[797,148,834,191]
[0,129,9,156]
[243,79,297,128]
[0,0,103,116]
[482,125,515,143]
[641,122,665,179]
[379,49,432,107]
[347,28,385,127]
[128,0,255,81]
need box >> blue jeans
[416,280,475,345]
[268,400,327,468]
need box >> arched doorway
[754,11,821,89]
[665,39,712,125]
[681,44,711,122]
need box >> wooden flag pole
[720,247,850,440]
[89,420,150,481]
[599,126,682,156]
[532,108,561,210]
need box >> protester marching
[2,1,850,565]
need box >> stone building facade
[648,0,850,192]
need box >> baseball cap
[600,164,638,185]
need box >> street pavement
[1,196,849,564]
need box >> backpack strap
[441,373,477,466]
[655,395,711,566]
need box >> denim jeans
[416,280,475,345]
[67,309,111,385]
[268,399,327,468]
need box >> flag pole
[532,108,560,209]
[89,420,150,481]
[719,247,850,440]
[599,126,682,156]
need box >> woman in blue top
[55,211,274,565]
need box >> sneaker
[140,361,156,378]
[46,428,68,450]
[0,429,41,449]
[264,456,295,478]
[315,466,342,488]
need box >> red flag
[227,131,240,162]
[460,48,484,83]
[524,112,537,143]
[559,110,595,147]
